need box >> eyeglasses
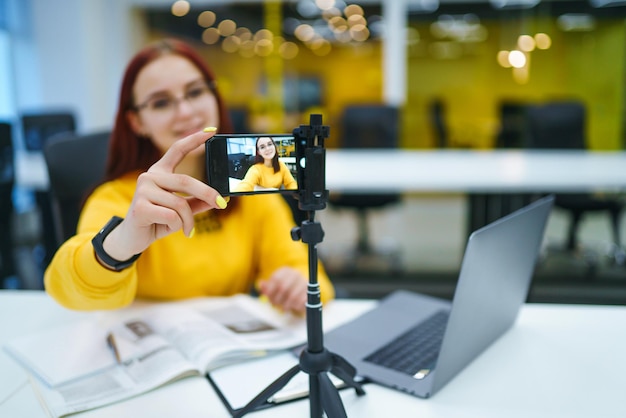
[134,83,214,116]
[258,142,275,151]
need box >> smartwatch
[92,216,141,271]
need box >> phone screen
[206,134,299,196]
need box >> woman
[44,38,334,313]
[234,136,297,192]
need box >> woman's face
[128,54,219,156]
[257,137,276,161]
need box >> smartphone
[206,134,300,196]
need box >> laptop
[325,195,554,398]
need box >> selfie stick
[232,115,365,418]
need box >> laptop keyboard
[364,310,450,377]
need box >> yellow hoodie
[45,171,334,311]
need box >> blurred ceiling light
[408,0,440,13]
[334,29,352,43]
[518,34,535,51]
[497,50,512,68]
[222,36,241,53]
[508,50,526,68]
[430,20,448,39]
[171,0,190,17]
[315,0,336,11]
[430,14,486,43]
[197,11,216,28]
[297,0,321,18]
[254,38,274,56]
[295,24,316,42]
[328,16,348,33]
[254,29,274,41]
[347,14,366,27]
[279,41,299,59]
[217,19,237,36]
[534,33,551,49]
[322,7,341,20]
[202,27,221,45]
[350,24,370,42]
[490,0,540,9]
[344,4,364,18]
[557,14,596,31]
[235,27,252,42]
[309,38,332,56]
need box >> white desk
[17,149,626,193]
[326,149,626,193]
[1,290,625,418]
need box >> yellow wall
[196,40,383,148]
[406,18,626,150]
[157,15,625,151]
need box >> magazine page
[27,319,200,417]
[4,294,308,417]
[4,318,117,387]
[28,336,199,418]
[144,294,308,372]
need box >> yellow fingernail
[224,196,230,203]
[188,227,195,238]
[203,126,217,132]
[216,195,228,209]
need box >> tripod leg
[318,372,348,418]
[309,373,322,418]
[330,354,366,396]
[232,364,301,418]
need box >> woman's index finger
[150,128,216,173]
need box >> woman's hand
[102,128,227,261]
[258,267,308,315]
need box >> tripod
[232,115,366,418]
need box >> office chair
[21,112,77,270]
[495,101,527,149]
[328,104,403,273]
[525,101,625,269]
[1,122,19,288]
[466,102,536,236]
[22,112,77,151]
[43,131,111,248]
[429,99,448,148]
[228,108,250,134]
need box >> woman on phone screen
[234,136,297,192]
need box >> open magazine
[4,294,308,417]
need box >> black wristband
[92,216,141,271]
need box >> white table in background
[17,149,626,193]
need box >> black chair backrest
[429,99,448,148]
[525,101,586,149]
[333,104,401,209]
[340,104,399,149]
[0,122,14,184]
[21,112,76,151]
[496,102,528,148]
[228,108,249,134]
[43,131,111,245]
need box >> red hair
[254,137,280,172]
[105,38,234,181]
